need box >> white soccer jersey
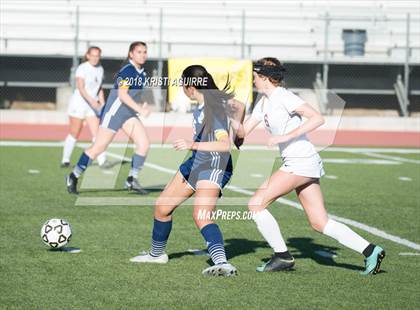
[73,62,104,102]
[251,87,318,159]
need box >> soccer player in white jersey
[61,46,107,167]
[232,57,385,275]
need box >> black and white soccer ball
[40,219,72,249]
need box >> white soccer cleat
[202,263,237,277]
[130,251,168,264]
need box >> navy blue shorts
[100,100,137,132]
[179,157,232,193]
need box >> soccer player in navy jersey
[130,65,238,277]
[66,41,150,194]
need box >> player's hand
[138,102,151,118]
[267,134,291,147]
[173,139,193,151]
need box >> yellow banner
[168,58,253,106]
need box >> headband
[253,63,286,81]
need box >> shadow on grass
[169,238,270,263]
[287,237,364,271]
[170,237,373,272]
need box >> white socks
[253,212,370,255]
[323,219,369,254]
[62,134,77,163]
[253,209,288,253]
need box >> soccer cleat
[256,255,295,272]
[65,173,79,194]
[202,263,237,277]
[361,246,385,275]
[125,176,148,194]
[130,251,168,264]
[61,162,70,168]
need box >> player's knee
[248,196,264,212]
[70,129,81,139]
[310,220,324,233]
[154,200,173,220]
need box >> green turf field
[1,143,419,309]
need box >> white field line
[0,141,408,165]
[399,252,420,256]
[1,140,419,154]
[2,140,419,250]
[322,158,399,165]
[363,152,420,165]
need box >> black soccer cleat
[125,176,148,195]
[256,254,295,272]
[61,162,70,168]
[65,173,79,194]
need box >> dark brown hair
[182,65,234,135]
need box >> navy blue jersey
[103,60,146,113]
[191,103,231,171]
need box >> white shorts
[280,154,325,178]
[67,96,96,119]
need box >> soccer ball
[40,219,72,249]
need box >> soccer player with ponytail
[232,57,385,275]
[130,65,237,277]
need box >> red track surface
[0,123,419,147]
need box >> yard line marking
[0,141,405,166]
[323,158,399,165]
[363,152,420,165]
[398,176,412,182]
[399,252,420,256]
[1,140,419,154]
[2,140,419,251]
[324,175,338,179]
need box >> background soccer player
[130,65,237,277]
[232,57,385,275]
[66,41,150,194]
[61,46,106,167]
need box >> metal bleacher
[1,0,419,61]
[0,0,419,115]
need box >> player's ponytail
[82,46,101,63]
[181,65,234,136]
